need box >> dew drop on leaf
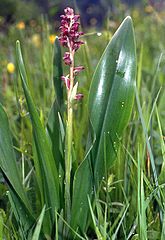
[121,101,125,108]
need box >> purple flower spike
[75,93,83,100]
[59,7,84,51]
[59,7,84,101]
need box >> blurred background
[0,0,165,28]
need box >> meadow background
[0,0,165,239]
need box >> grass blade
[32,205,46,240]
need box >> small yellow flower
[49,34,56,44]
[7,63,15,74]
[31,34,41,48]
[16,21,25,30]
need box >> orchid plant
[59,8,84,223]
[0,6,136,239]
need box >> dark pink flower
[74,66,85,75]
[75,93,83,100]
[63,52,72,65]
[64,7,74,17]
[73,15,80,21]
[73,41,84,51]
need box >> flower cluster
[59,7,84,100]
[59,7,84,53]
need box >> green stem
[65,106,73,222]
[65,49,74,223]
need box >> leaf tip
[55,36,59,45]
[16,40,20,46]
[125,16,132,21]
[16,40,21,54]
[123,16,133,27]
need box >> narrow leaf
[32,205,46,240]
[16,41,60,227]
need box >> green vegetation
[0,2,165,239]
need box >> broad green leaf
[16,41,60,228]
[88,16,136,186]
[71,16,136,232]
[53,37,63,107]
[0,104,31,211]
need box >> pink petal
[75,93,83,100]
[74,66,85,75]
